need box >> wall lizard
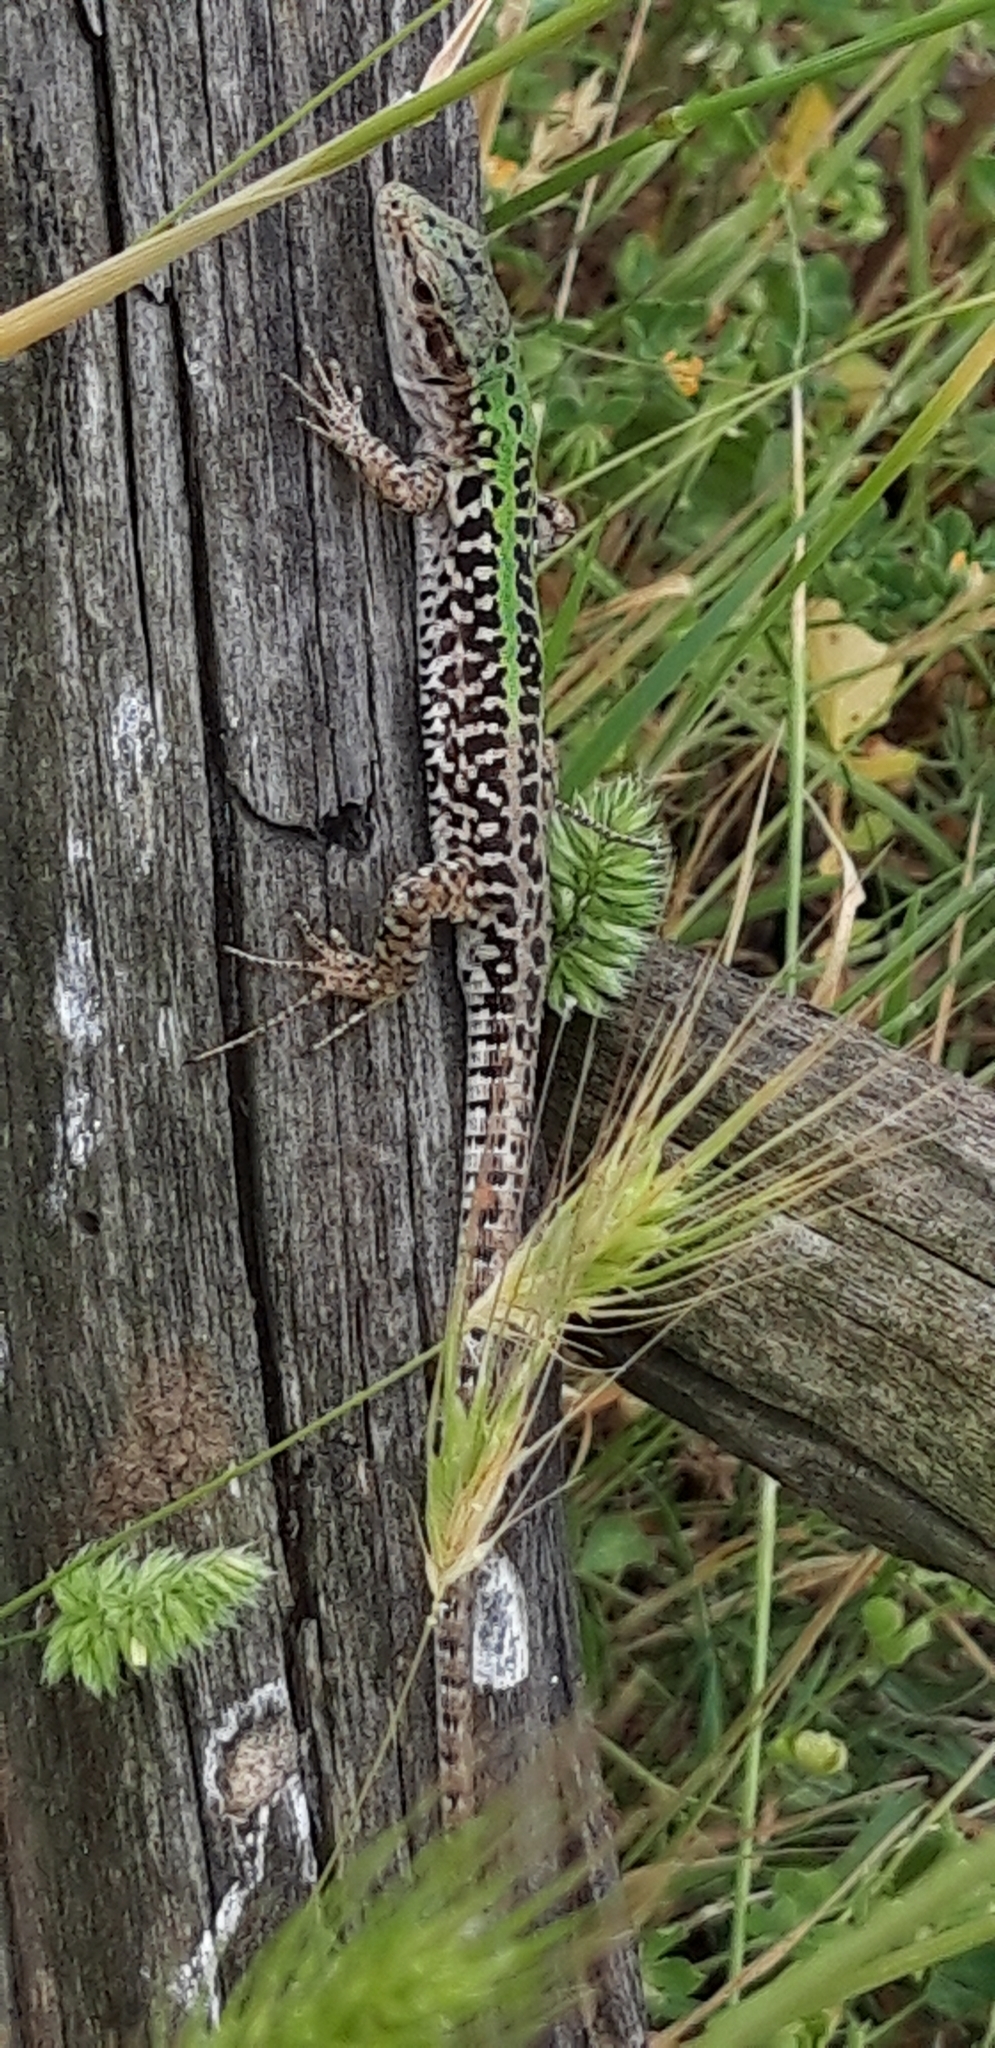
[292,181,567,1824]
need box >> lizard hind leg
[190,856,478,1063]
[294,855,479,1012]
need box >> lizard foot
[287,345,444,513]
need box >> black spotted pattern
[413,357,549,1304]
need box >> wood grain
[1,5,642,2042]
[547,946,995,1598]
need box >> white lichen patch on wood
[53,925,104,1052]
[174,1683,316,2019]
[61,1079,102,1173]
[109,686,159,788]
[46,913,105,1220]
[172,1843,267,2027]
[108,686,169,876]
[155,1001,183,1065]
[471,1550,529,1691]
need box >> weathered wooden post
[1,4,644,2041]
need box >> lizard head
[375,181,512,430]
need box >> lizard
[287,180,569,1825]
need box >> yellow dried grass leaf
[854,740,921,787]
[767,85,835,187]
[807,598,904,751]
[526,70,610,179]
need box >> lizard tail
[435,1579,477,1826]
[435,934,548,1824]
[460,991,543,1304]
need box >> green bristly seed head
[41,1545,271,1696]
[548,776,673,1016]
[178,1757,602,2048]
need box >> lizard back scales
[377,181,549,1300]
[295,182,556,1822]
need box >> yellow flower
[483,155,521,194]
[663,350,703,400]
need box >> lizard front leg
[536,490,575,557]
[291,347,445,512]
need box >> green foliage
[577,1510,657,1577]
[502,0,995,1059]
[177,1785,593,2048]
[41,1546,270,1696]
[643,1929,707,2024]
[928,1940,995,2022]
[860,1592,933,1670]
[773,1727,849,1780]
[817,501,995,637]
[570,1379,995,2037]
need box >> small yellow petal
[854,739,920,788]
[663,350,703,399]
[484,155,520,193]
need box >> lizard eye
[412,276,434,307]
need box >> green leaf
[966,156,995,221]
[927,1941,995,2020]
[645,1954,706,2023]
[565,318,995,792]
[578,1513,656,1577]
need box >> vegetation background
[485,2,995,2040]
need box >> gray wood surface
[1,5,642,2043]
[548,947,995,1598]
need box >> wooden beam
[545,945,995,1597]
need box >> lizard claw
[304,347,364,421]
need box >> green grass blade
[488,0,995,231]
[564,319,995,793]
[543,519,605,684]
